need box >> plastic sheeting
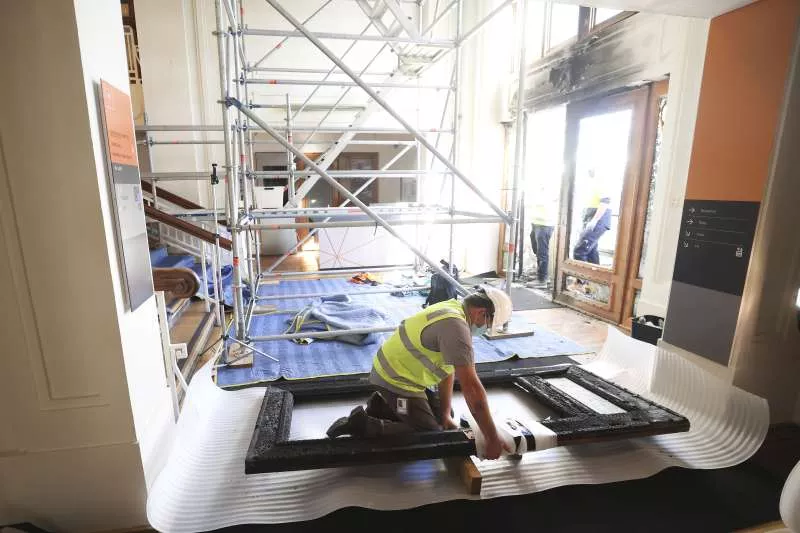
[476,327,769,497]
[146,327,769,532]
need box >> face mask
[470,324,488,337]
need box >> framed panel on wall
[99,79,153,311]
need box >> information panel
[672,200,760,296]
[99,80,153,311]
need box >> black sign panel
[672,200,760,296]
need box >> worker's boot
[326,406,369,438]
[366,392,399,421]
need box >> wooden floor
[261,250,320,272]
[518,307,609,354]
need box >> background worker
[529,181,558,288]
[573,168,612,265]
[327,287,514,460]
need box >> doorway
[553,81,668,326]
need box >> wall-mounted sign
[664,199,760,365]
[672,200,760,296]
[99,79,153,311]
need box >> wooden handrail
[141,181,229,226]
[144,204,232,250]
[141,180,204,210]
[153,267,201,298]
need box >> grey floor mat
[460,276,561,311]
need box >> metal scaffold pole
[262,143,414,275]
[230,0,256,321]
[139,0,531,348]
[285,93,295,203]
[243,32,263,287]
[505,0,528,295]
[448,0,463,272]
[263,0,511,225]
[226,97,467,295]
[137,124,453,134]
[215,0,246,349]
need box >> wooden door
[333,152,380,206]
[619,80,669,329]
[553,85,653,323]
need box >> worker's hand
[482,432,514,460]
[441,415,459,430]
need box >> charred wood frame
[245,363,689,474]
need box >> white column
[0,2,173,530]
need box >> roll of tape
[526,419,557,450]
[499,418,528,455]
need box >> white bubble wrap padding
[476,327,769,498]
[146,327,768,531]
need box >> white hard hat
[481,285,513,332]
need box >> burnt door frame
[553,85,651,324]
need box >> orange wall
[685,0,799,202]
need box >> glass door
[554,86,650,323]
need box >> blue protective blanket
[286,296,391,346]
[215,277,590,387]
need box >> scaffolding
[137,0,528,363]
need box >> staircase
[149,246,219,397]
[288,0,449,205]
[354,0,448,76]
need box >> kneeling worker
[327,286,514,460]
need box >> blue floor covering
[216,278,589,387]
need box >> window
[548,4,580,50]
[595,8,623,26]
[534,3,634,55]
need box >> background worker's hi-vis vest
[372,299,465,393]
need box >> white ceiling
[548,0,758,18]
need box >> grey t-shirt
[370,316,474,396]
[419,317,474,366]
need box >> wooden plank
[735,521,788,533]
[446,457,482,495]
[483,325,535,340]
[252,303,278,314]
[227,343,254,368]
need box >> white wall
[0,1,172,530]
[636,15,710,318]
[136,0,216,204]
[454,0,515,274]
[416,0,515,274]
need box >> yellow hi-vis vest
[372,299,465,393]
